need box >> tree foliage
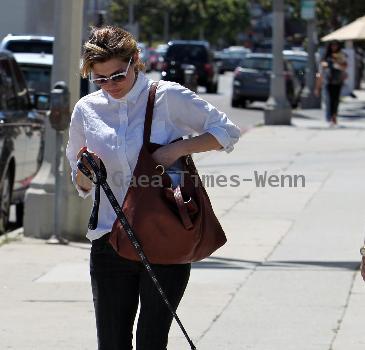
[109,0,365,48]
[258,0,365,39]
[316,0,365,38]
[109,0,250,47]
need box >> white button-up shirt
[66,73,240,241]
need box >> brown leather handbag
[109,81,227,264]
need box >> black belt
[77,150,197,350]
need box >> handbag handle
[173,186,194,230]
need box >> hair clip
[84,42,108,54]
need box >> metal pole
[129,0,134,27]
[264,0,292,125]
[24,0,84,240]
[127,0,139,39]
[54,131,62,240]
[163,11,169,43]
[48,131,67,244]
[300,17,321,108]
[46,0,83,244]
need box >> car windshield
[20,65,51,93]
[223,50,247,59]
[241,57,272,70]
[6,40,53,54]
[285,57,307,71]
[166,45,207,62]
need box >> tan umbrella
[322,15,365,41]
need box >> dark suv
[0,50,46,233]
[161,40,219,93]
[231,53,302,108]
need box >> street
[148,71,265,131]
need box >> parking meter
[47,81,70,245]
[49,81,70,131]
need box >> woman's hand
[151,142,184,169]
[76,147,100,191]
[151,133,223,170]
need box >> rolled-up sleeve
[65,102,92,199]
[165,83,241,153]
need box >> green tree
[257,0,365,40]
[316,0,365,38]
[109,0,250,47]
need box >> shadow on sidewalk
[193,256,360,271]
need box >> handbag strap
[143,81,159,145]
[77,134,197,350]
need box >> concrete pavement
[1,97,365,349]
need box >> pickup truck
[0,50,47,233]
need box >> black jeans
[326,84,342,118]
[90,233,191,350]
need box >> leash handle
[76,152,106,230]
[76,150,197,350]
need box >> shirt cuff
[206,127,236,153]
[71,169,92,199]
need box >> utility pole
[127,0,139,40]
[264,0,291,125]
[24,0,88,240]
[300,0,321,108]
[128,0,134,27]
[163,11,169,43]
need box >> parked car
[283,50,308,88]
[11,52,52,101]
[219,46,251,73]
[148,44,168,71]
[213,50,224,73]
[137,42,151,72]
[0,50,47,232]
[161,40,219,93]
[155,44,168,58]
[1,34,90,98]
[231,53,302,108]
[155,44,168,71]
[0,34,53,54]
[147,48,158,71]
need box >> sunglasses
[89,57,132,86]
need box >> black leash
[77,151,197,350]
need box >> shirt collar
[104,72,148,104]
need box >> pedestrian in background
[66,25,240,350]
[315,40,348,126]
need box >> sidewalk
[1,106,365,349]
[293,89,365,128]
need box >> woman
[315,40,347,126]
[66,26,240,350]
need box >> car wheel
[231,98,240,108]
[287,88,295,107]
[206,82,217,94]
[0,169,12,234]
[212,82,218,94]
[16,202,24,226]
